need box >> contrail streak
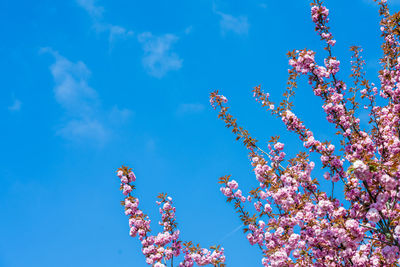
[218,224,244,243]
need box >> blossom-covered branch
[116,166,226,266]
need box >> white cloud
[176,103,205,116]
[76,0,183,78]
[76,0,134,42]
[184,26,193,35]
[46,50,98,116]
[42,48,131,144]
[108,106,133,123]
[76,0,104,19]
[108,25,134,42]
[93,22,134,43]
[8,99,22,112]
[138,32,183,78]
[217,11,249,35]
[57,119,107,143]
[76,0,184,78]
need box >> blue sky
[0,0,398,266]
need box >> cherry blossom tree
[116,0,400,265]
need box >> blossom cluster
[311,3,336,46]
[116,166,226,266]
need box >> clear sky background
[0,0,398,266]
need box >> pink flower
[366,208,380,223]
[129,171,136,182]
[274,142,284,151]
[227,180,239,190]
[123,184,132,195]
[121,176,128,184]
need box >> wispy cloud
[8,99,22,112]
[138,32,183,78]
[216,11,249,35]
[176,103,205,116]
[41,48,131,144]
[108,106,132,123]
[184,26,193,35]
[58,119,107,142]
[76,0,183,78]
[108,25,134,42]
[76,0,104,19]
[93,23,134,43]
[76,0,133,42]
